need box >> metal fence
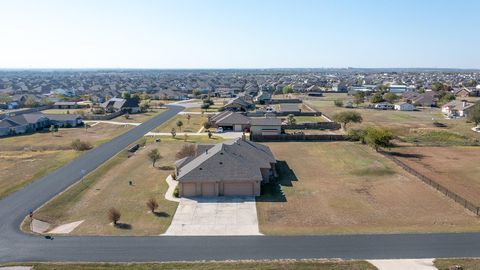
[382,152,480,216]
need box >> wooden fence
[251,133,346,142]
[284,122,341,130]
[382,152,480,216]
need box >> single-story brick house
[175,137,277,197]
[209,111,251,132]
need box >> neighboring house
[394,102,415,111]
[222,96,255,111]
[307,92,323,97]
[100,97,140,113]
[250,117,282,136]
[209,111,251,132]
[441,100,475,117]
[454,88,471,98]
[253,90,272,104]
[388,85,407,93]
[279,104,300,114]
[175,137,277,197]
[154,89,187,100]
[0,113,83,136]
[43,113,83,127]
[53,101,80,109]
[374,103,394,110]
[404,91,437,107]
[0,113,49,136]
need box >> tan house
[175,138,276,197]
[250,117,282,136]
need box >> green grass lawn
[1,260,377,270]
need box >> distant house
[222,96,255,112]
[374,103,394,110]
[53,101,80,109]
[278,104,300,114]
[307,92,323,97]
[43,114,83,127]
[254,90,272,104]
[100,97,140,113]
[250,117,282,136]
[154,89,187,100]
[209,111,251,132]
[388,85,407,93]
[175,137,277,197]
[441,100,475,117]
[404,92,437,107]
[394,102,415,111]
[453,88,471,98]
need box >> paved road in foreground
[2,104,480,262]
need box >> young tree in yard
[24,96,37,107]
[384,92,399,104]
[282,85,294,96]
[287,114,296,125]
[353,91,365,106]
[334,99,344,107]
[176,120,183,131]
[370,92,384,103]
[108,208,121,225]
[121,91,131,99]
[364,127,394,152]
[171,128,176,138]
[208,130,212,139]
[332,111,363,130]
[84,123,91,133]
[468,103,480,126]
[147,149,161,167]
[186,114,191,123]
[124,113,130,120]
[203,121,212,129]
[140,101,150,112]
[146,198,159,214]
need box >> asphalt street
[1,104,480,263]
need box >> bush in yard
[173,186,180,198]
[201,103,210,110]
[146,198,159,213]
[176,144,196,159]
[203,121,212,129]
[347,128,367,143]
[108,208,121,225]
[364,127,394,152]
[468,102,480,127]
[287,114,296,125]
[176,120,183,131]
[334,99,343,107]
[71,139,92,151]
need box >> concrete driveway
[163,196,261,236]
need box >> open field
[30,140,189,235]
[391,146,480,205]
[435,258,480,270]
[256,142,480,235]
[109,108,167,123]
[0,260,377,270]
[0,123,132,199]
[154,113,208,133]
[305,96,480,143]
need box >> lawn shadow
[256,160,298,203]
[158,165,174,171]
[114,223,132,230]
[154,211,170,218]
[389,152,425,159]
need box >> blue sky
[0,0,479,69]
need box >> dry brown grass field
[256,142,480,235]
[0,123,132,198]
[390,146,480,205]
[154,113,208,133]
[31,140,185,235]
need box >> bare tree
[146,198,159,213]
[108,208,121,225]
[176,144,196,159]
[147,149,161,167]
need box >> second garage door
[201,183,217,196]
[223,182,253,196]
[182,183,197,197]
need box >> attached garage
[201,183,217,196]
[181,183,197,197]
[233,124,243,132]
[223,182,254,196]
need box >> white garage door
[182,183,196,197]
[202,183,217,196]
[234,124,243,132]
[224,182,253,196]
